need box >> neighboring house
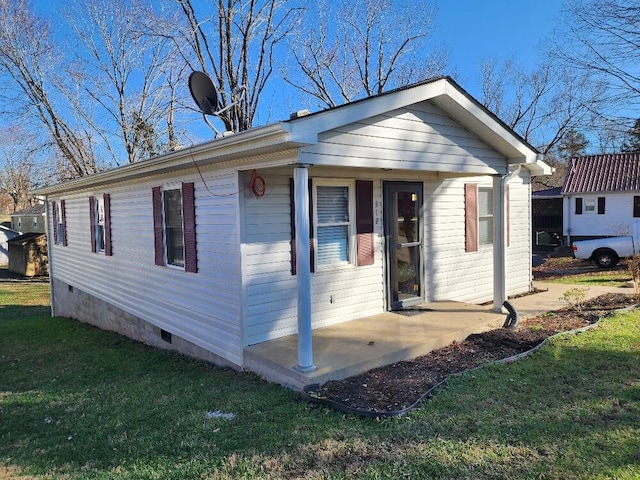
[11,203,46,234]
[0,225,20,266]
[8,232,48,277]
[34,77,550,385]
[562,153,640,243]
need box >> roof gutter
[34,123,296,196]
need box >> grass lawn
[536,257,634,287]
[1,282,639,479]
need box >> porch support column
[294,164,316,372]
[492,175,507,312]
[493,166,522,313]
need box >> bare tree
[65,0,184,165]
[285,0,447,108]
[479,58,606,155]
[0,0,97,178]
[554,0,640,111]
[153,0,301,133]
[0,126,40,212]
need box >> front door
[384,182,423,310]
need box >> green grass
[547,273,632,287]
[1,282,639,479]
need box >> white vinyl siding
[422,174,531,303]
[48,169,244,366]
[300,101,507,175]
[564,192,640,237]
[242,169,384,346]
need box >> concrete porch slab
[243,281,629,390]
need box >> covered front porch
[244,299,507,390]
[243,281,620,390]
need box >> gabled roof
[562,153,640,194]
[11,203,46,216]
[35,76,551,196]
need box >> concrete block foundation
[51,278,241,371]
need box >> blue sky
[433,0,564,97]
[24,0,568,146]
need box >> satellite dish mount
[188,71,245,137]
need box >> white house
[562,153,640,243]
[34,77,550,385]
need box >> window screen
[163,189,184,267]
[478,187,493,246]
[316,185,350,266]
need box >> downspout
[493,165,521,313]
[38,196,55,318]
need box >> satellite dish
[188,70,246,137]
[189,71,219,115]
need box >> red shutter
[465,184,478,253]
[597,197,605,215]
[289,178,315,275]
[152,187,164,266]
[355,180,374,266]
[52,201,58,245]
[575,197,583,215]
[89,196,96,253]
[60,199,68,246]
[182,182,197,273]
[104,193,112,256]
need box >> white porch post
[493,175,507,312]
[294,165,316,372]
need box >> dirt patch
[308,293,636,414]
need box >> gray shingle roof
[562,153,640,194]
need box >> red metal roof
[562,153,640,194]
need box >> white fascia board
[34,123,296,196]
[524,158,554,176]
[286,80,449,144]
[432,83,539,164]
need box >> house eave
[34,123,299,196]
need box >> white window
[93,196,105,253]
[163,188,184,267]
[33,217,38,228]
[584,198,596,213]
[17,218,22,230]
[314,180,355,267]
[55,203,63,244]
[478,187,493,246]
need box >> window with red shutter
[152,184,197,272]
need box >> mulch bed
[307,292,636,414]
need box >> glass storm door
[384,182,423,310]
